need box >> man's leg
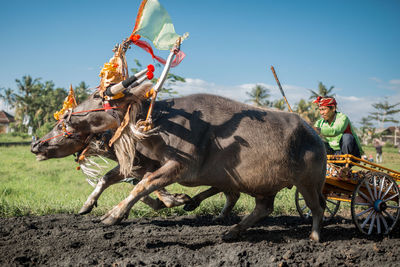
[339,133,361,158]
[324,142,336,155]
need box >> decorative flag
[130,0,185,50]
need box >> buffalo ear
[125,82,153,102]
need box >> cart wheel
[295,189,340,222]
[351,172,400,235]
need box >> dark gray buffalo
[31,121,236,219]
[31,83,326,241]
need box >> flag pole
[140,37,182,131]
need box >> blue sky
[1,0,399,126]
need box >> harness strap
[70,106,119,115]
[40,106,120,144]
[40,133,66,143]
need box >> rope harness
[40,106,120,144]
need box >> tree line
[0,76,91,137]
[1,71,399,144]
[0,61,184,137]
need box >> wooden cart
[295,154,400,235]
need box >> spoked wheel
[351,172,400,235]
[295,189,340,222]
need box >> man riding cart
[313,96,363,158]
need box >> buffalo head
[31,82,152,161]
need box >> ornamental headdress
[54,85,78,121]
[313,96,337,107]
[99,44,129,97]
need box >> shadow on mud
[115,214,400,244]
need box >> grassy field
[1,144,399,218]
[0,133,32,142]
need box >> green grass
[1,145,399,218]
[0,133,32,142]
[362,145,400,171]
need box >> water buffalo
[32,120,237,218]
[32,82,326,241]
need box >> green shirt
[314,112,363,154]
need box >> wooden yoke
[138,37,182,132]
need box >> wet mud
[1,214,400,266]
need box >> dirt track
[1,214,400,266]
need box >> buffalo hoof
[101,214,123,225]
[78,200,97,215]
[154,199,167,211]
[100,207,125,225]
[309,231,320,242]
[221,229,241,242]
[212,215,230,224]
[163,193,193,208]
[183,200,199,211]
[174,193,192,203]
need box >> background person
[374,138,383,163]
[313,96,363,158]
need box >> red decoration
[147,71,154,80]
[129,34,141,42]
[132,39,186,67]
[103,101,111,110]
[147,64,155,72]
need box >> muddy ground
[1,214,400,266]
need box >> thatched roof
[0,110,14,124]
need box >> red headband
[313,96,337,107]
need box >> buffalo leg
[183,188,240,220]
[183,187,222,211]
[296,184,325,242]
[79,166,123,215]
[79,165,190,214]
[79,166,164,214]
[101,160,181,225]
[215,191,240,221]
[154,188,193,208]
[222,194,275,241]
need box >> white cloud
[369,77,400,91]
[389,80,400,91]
[172,79,311,105]
[171,78,400,127]
[390,80,400,85]
[369,77,382,83]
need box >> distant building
[376,126,400,146]
[0,110,15,133]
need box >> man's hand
[313,127,321,135]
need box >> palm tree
[309,82,335,100]
[74,81,90,103]
[0,87,15,111]
[246,84,272,107]
[13,76,42,131]
[295,98,320,124]
[272,99,286,110]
